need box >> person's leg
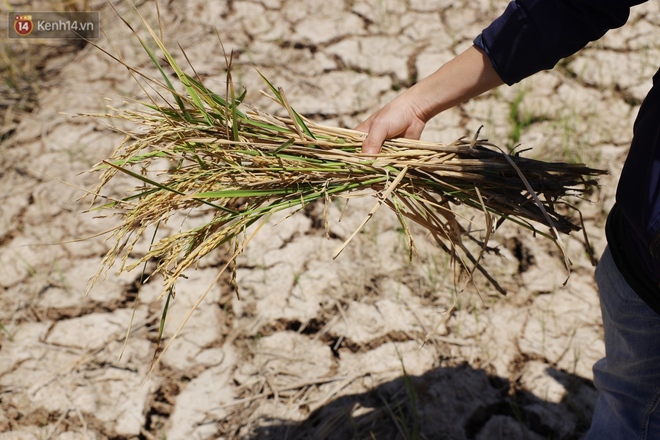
[586,246,660,439]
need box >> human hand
[355,94,428,155]
[354,46,504,155]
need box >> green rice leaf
[271,138,295,154]
[256,69,315,139]
[103,161,237,214]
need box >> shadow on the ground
[248,363,597,440]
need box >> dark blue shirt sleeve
[474,0,646,85]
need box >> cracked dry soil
[1,0,659,439]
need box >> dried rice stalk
[85,6,605,302]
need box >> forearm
[408,45,504,122]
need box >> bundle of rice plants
[85,8,604,314]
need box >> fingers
[360,121,388,155]
[401,122,425,141]
[356,111,399,155]
[355,113,386,155]
[353,118,371,134]
[355,100,426,154]
[357,116,425,155]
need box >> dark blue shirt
[473,0,660,312]
[474,0,645,85]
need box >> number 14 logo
[14,15,33,36]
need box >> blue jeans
[586,246,660,439]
